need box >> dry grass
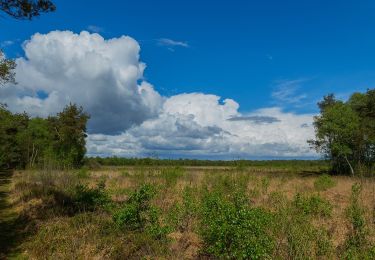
[6,166,375,259]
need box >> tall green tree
[17,117,53,168]
[0,104,28,169]
[310,89,375,175]
[49,104,90,168]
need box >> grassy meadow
[2,162,375,259]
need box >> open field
[2,164,375,259]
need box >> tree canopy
[309,89,375,175]
[0,0,56,86]
[0,51,16,85]
[0,103,89,170]
[0,0,55,20]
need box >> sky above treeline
[1,0,374,159]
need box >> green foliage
[199,191,275,259]
[284,214,333,259]
[167,186,198,231]
[0,0,56,20]
[73,181,110,211]
[160,167,184,187]
[0,103,89,170]
[342,183,375,259]
[0,51,16,85]
[0,104,28,169]
[311,89,375,175]
[314,174,336,191]
[48,104,90,168]
[293,193,332,217]
[76,167,90,179]
[89,156,329,169]
[113,184,169,239]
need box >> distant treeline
[0,103,89,170]
[86,156,328,168]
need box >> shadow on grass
[300,169,329,177]
[0,170,31,259]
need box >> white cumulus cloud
[1,30,317,158]
[1,30,162,134]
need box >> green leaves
[0,51,16,85]
[200,191,275,259]
[311,89,375,175]
[0,103,89,170]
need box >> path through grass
[0,171,24,258]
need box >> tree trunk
[344,155,355,177]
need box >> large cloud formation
[1,31,162,134]
[0,31,317,158]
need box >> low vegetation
[3,165,375,259]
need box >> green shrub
[293,193,332,217]
[314,174,336,191]
[342,183,375,259]
[199,191,275,259]
[113,184,156,229]
[113,184,170,239]
[167,186,198,231]
[284,214,333,259]
[160,167,184,187]
[73,180,110,211]
[76,167,90,179]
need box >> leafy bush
[167,186,198,231]
[73,180,110,211]
[113,184,170,239]
[199,191,275,259]
[160,167,184,187]
[314,174,336,191]
[342,183,375,259]
[76,167,90,179]
[293,193,332,217]
[284,214,333,259]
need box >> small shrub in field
[76,167,90,179]
[160,167,184,187]
[284,214,333,259]
[73,180,110,211]
[167,186,198,231]
[293,193,332,217]
[342,183,375,259]
[199,191,275,259]
[314,174,336,191]
[113,184,170,239]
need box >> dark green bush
[293,193,332,217]
[113,184,170,239]
[199,191,275,259]
[73,180,110,211]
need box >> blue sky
[1,0,374,158]
[2,0,375,113]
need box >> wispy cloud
[1,40,14,48]
[87,25,104,33]
[157,38,189,51]
[228,115,280,124]
[271,79,308,105]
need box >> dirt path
[0,171,22,259]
